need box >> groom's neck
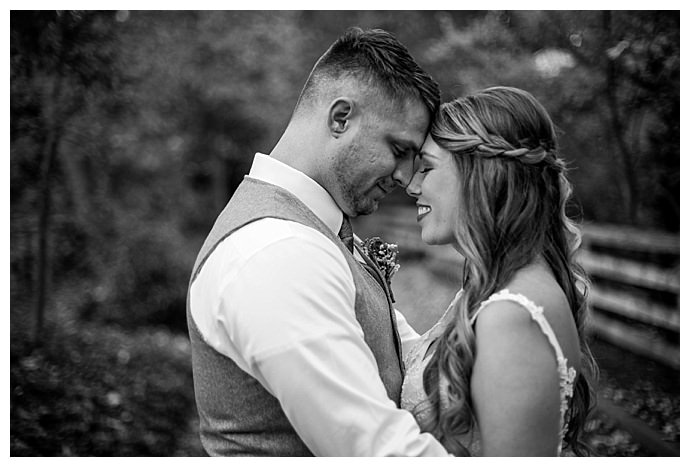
[270,118,327,183]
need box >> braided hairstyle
[417,87,597,455]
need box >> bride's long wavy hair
[419,87,597,455]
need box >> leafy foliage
[10,314,203,456]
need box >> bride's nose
[405,172,422,198]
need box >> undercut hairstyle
[293,27,440,119]
[417,87,598,456]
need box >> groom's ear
[327,98,355,137]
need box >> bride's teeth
[418,206,431,216]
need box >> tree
[11,11,122,342]
[509,10,679,229]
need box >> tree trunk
[34,117,61,345]
[34,33,66,344]
[602,11,639,225]
[60,139,91,226]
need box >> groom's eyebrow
[394,137,422,154]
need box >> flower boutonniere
[362,236,400,302]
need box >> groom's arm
[215,222,449,456]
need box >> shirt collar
[247,153,343,235]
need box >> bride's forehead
[420,137,445,157]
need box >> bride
[401,86,597,456]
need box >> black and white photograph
[9,9,680,457]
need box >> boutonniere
[362,236,400,302]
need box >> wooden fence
[355,205,680,369]
[578,223,679,370]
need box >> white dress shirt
[189,153,448,456]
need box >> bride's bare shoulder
[476,261,582,372]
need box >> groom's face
[332,98,429,217]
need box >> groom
[187,27,448,456]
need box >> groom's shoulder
[218,217,352,281]
[230,217,338,256]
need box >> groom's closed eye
[393,146,406,159]
[391,138,421,159]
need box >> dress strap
[471,289,566,362]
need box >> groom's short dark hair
[294,27,440,118]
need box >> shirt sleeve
[220,231,449,456]
[394,309,421,358]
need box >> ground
[10,259,679,456]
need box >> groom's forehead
[371,101,429,138]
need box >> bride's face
[406,135,462,247]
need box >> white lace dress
[401,289,577,456]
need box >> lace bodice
[401,289,577,456]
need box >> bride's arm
[470,300,562,456]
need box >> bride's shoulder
[476,262,565,316]
[474,262,581,372]
[502,262,568,315]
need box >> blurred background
[10,10,679,456]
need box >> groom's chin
[354,200,378,217]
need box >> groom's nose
[405,172,422,198]
[392,156,415,188]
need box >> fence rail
[578,223,680,370]
[588,287,679,332]
[581,223,680,255]
[578,249,679,294]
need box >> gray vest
[187,177,404,456]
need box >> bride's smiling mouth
[417,204,431,222]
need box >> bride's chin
[421,231,438,246]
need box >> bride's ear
[328,98,355,137]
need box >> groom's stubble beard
[331,144,380,218]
